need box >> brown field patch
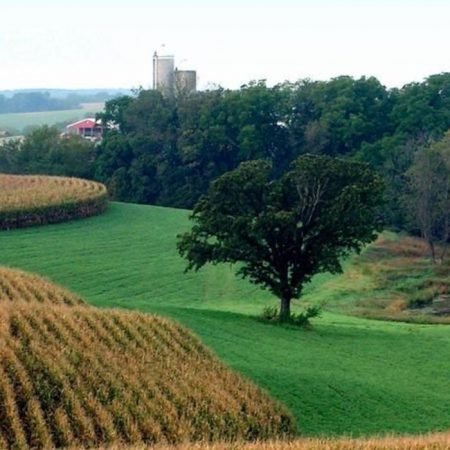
[0,174,107,229]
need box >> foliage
[0,270,295,449]
[92,74,450,232]
[0,125,97,178]
[178,155,384,321]
[290,305,322,327]
[94,77,393,209]
[261,305,322,327]
[260,305,279,322]
[0,174,107,229]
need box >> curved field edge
[0,202,450,436]
[0,302,295,449]
[0,174,107,229]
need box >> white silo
[153,52,175,96]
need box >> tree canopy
[178,154,384,321]
[0,126,96,179]
[92,73,450,230]
[6,73,450,234]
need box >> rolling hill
[0,201,449,437]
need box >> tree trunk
[428,239,436,264]
[279,295,291,322]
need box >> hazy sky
[2,0,450,90]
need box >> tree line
[2,73,450,233]
[93,73,450,230]
[0,92,80,114]
[0,91,125,115]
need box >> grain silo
[175,69,197,94]
[152,52,175,96]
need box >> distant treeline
[0,92,79,114]
[0,90,128,114]
[3,73,450,230]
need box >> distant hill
[0,88,132,99]
[0,89,132,117]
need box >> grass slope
[0,202,449,436]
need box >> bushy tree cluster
[0,126,96,179]
[94,73,450,228]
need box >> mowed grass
[0,103,104,133]
[0,202,450,436]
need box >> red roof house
[65,118,103,140]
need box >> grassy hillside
[0,103,104,133]
[302,233,450,324]
[0,202,449,436]
[0,268,294,449]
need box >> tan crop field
[0,267,84,307]
[0,174,107,229]
[0,268,295,449]
[83,432,450,449]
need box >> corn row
[0,267,84,307]
[0,174,108,229]
[0,269,295,449]
[0,174,106,212]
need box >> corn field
[0,174,107,229]
[0,267,84,307]
[0,268,295,449]
[79,432,450,449]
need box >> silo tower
[175,69,197,94]
[152,51,175,96]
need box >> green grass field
[0,202,449,436]
[0,103,104,133]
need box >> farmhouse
[65,118,103,140]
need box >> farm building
[65,118,103,140]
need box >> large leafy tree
[178,155,384,321]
